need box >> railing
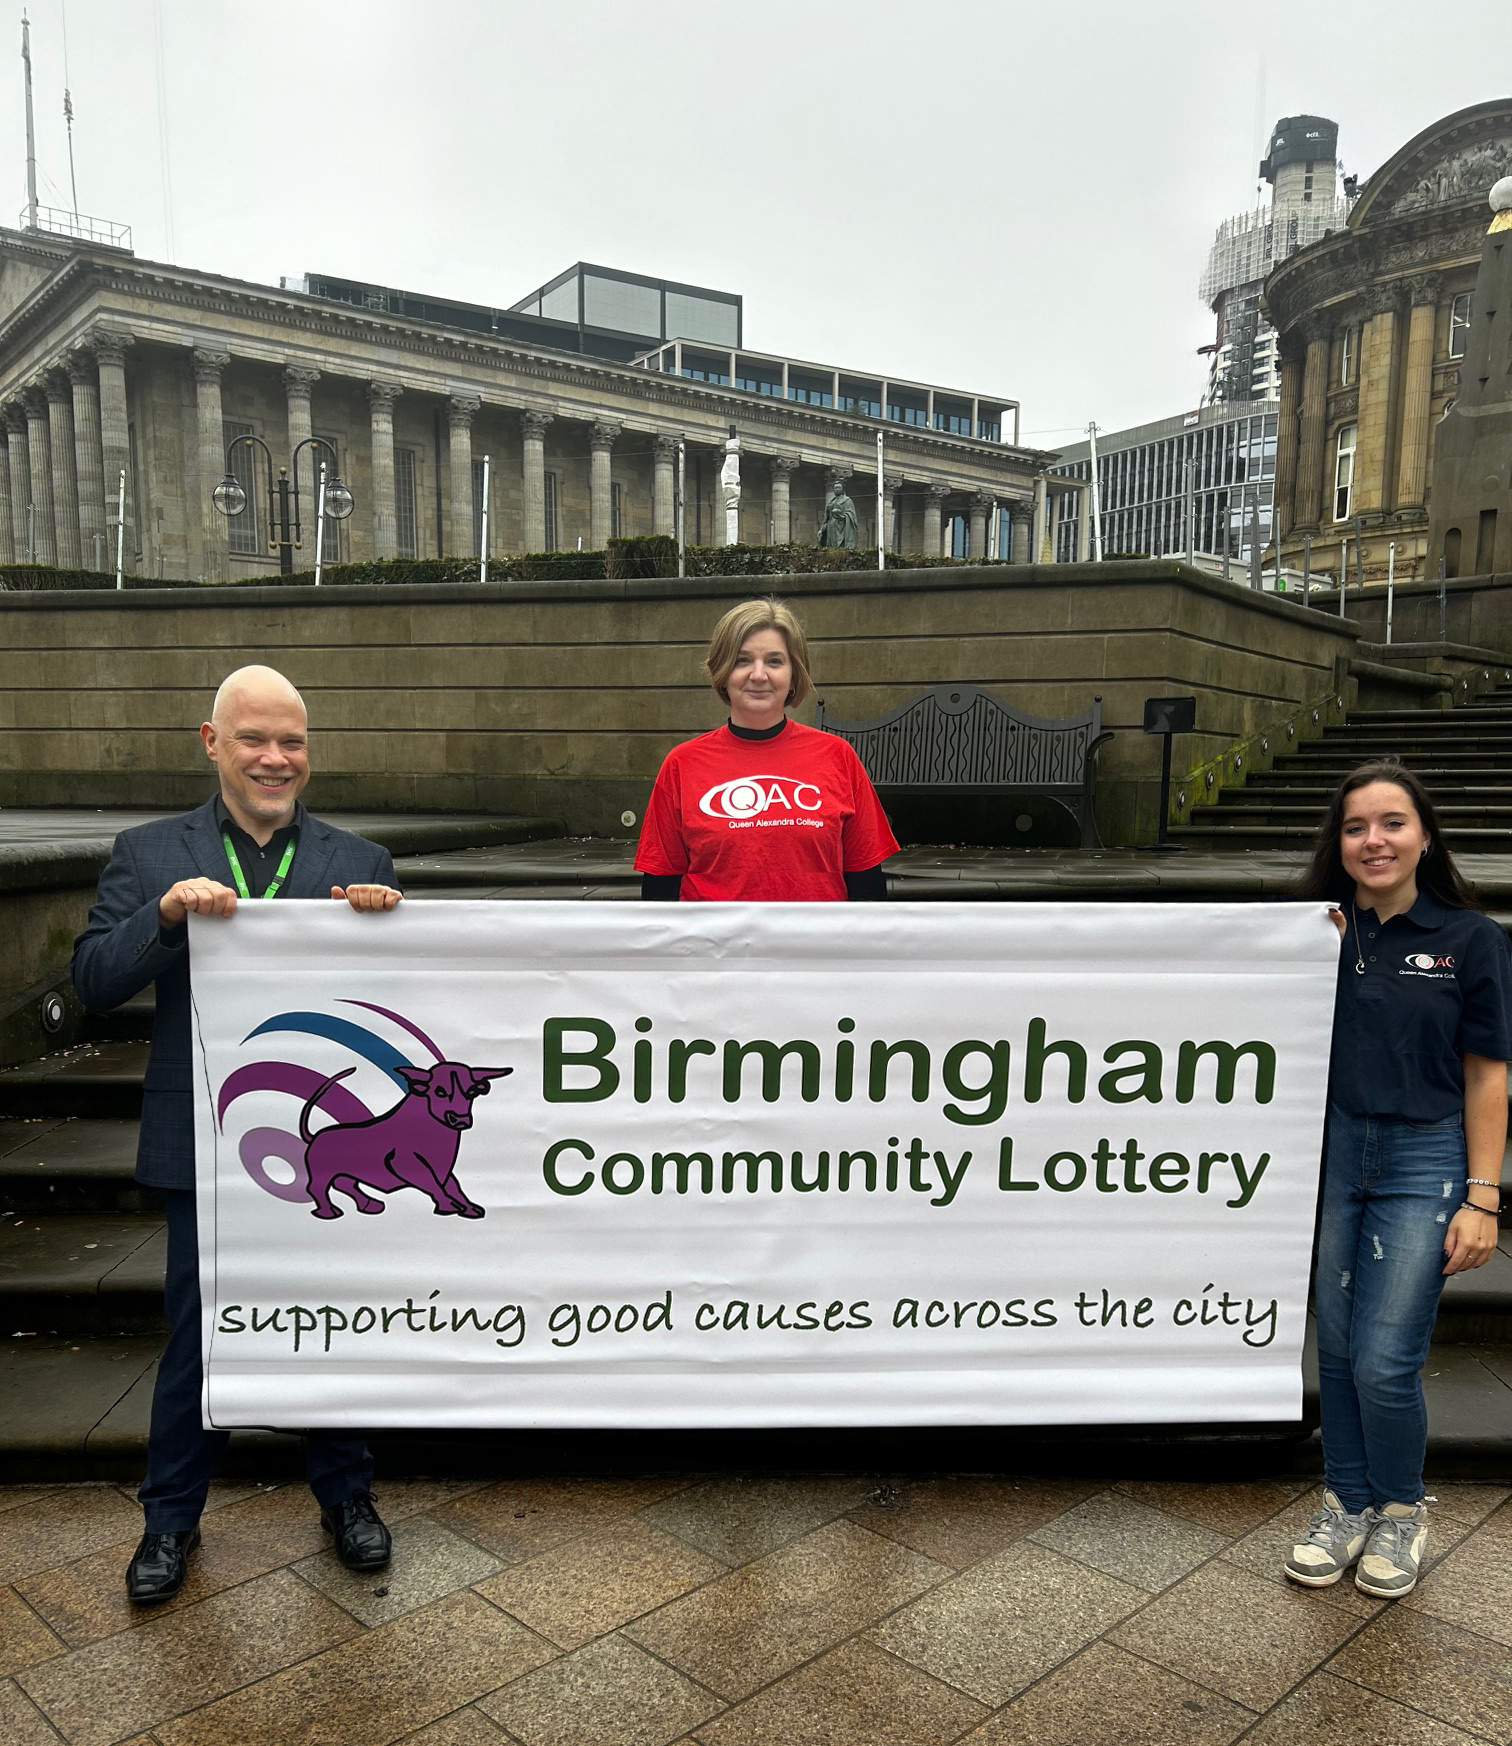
[19,206,132,250]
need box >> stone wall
[0,561,1359,846]
[1331,571,1512,651]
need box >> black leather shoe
[125,1528,201,1604]
[321,1491,392,1571]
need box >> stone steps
[3,1323,1506,1484]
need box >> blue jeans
[1314,1106,1465,1513]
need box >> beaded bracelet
[1466,1178,1502,1191]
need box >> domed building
[1264,98,1512,585]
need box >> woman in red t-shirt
[635,598,898,902]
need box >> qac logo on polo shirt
[699,776,823,819]
[1405,953,1455,970]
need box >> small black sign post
[1143,695,1197,849]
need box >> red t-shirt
[635,721,899,902]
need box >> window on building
[315,434,342,563]
[543,471,559,551]
[611,480,623,539]
[949,513,968,558]
[394,448,418,559]
[1333,423,1357,523]
[1449,292,1472,359]
[222,421,262,556]
[472,456,487,557]
[1340,327,1358,387]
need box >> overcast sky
[3,1,1506,451]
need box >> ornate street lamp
[213,433,354,575]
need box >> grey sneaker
[1355,1500,1428,1598]
[1284,1489,1372,1587]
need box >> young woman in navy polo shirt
[1286,759,1508,1598]
[636,598,898,902]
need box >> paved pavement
[0,1473,1508,1744]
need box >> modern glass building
[1053,402,1279,564]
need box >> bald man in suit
[73,666,403,1602]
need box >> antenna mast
[21,10,38,230]
[62,0,78,219]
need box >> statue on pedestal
[718,430,741,547]
[818,479,858,548]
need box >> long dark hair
[1295,758,1480,909]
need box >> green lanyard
[222,830,297,900]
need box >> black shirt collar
[1355,887,1448,930]
[726,716,789,742]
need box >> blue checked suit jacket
[71,796,399,1190]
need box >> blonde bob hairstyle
[704,598,813,709]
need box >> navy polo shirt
[1329,890,1512,1119]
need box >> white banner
[190,901,1338,1430]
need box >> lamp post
[212,434,354,574]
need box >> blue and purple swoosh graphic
[217,1000,442,1202]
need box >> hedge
[1,545,1011,592]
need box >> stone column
[769,455,798,544]
[91,329,133,557]
[1031,476,1048,562]
[921,483,948,556]
[522,411,552,550]
[192,349,231,582]
[1353,292,1401,517]
[0,429,13,563]
[1274,345,1303,541]
[45,373,81,568]
[1011,498,1031,563]
[653,435,679,536]
[1075,487,1092,562]
[23,387,57,565]
[367,381,402,559]
[589,421,619,549]
[68,351,107,570]
[284,364,318,461]
[883,473,902,553]
[447,395,480,556]
[5,404,31,559]
[968,490,992,560]
[1293,324,1330,531]
[1395,276,1440,512]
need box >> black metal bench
[815,683,1113,849]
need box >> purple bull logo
[217,1000,509,1219]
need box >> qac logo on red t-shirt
[698,775,824,821]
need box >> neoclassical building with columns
[0,238,1082,582]
[1265,98,1512,585]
